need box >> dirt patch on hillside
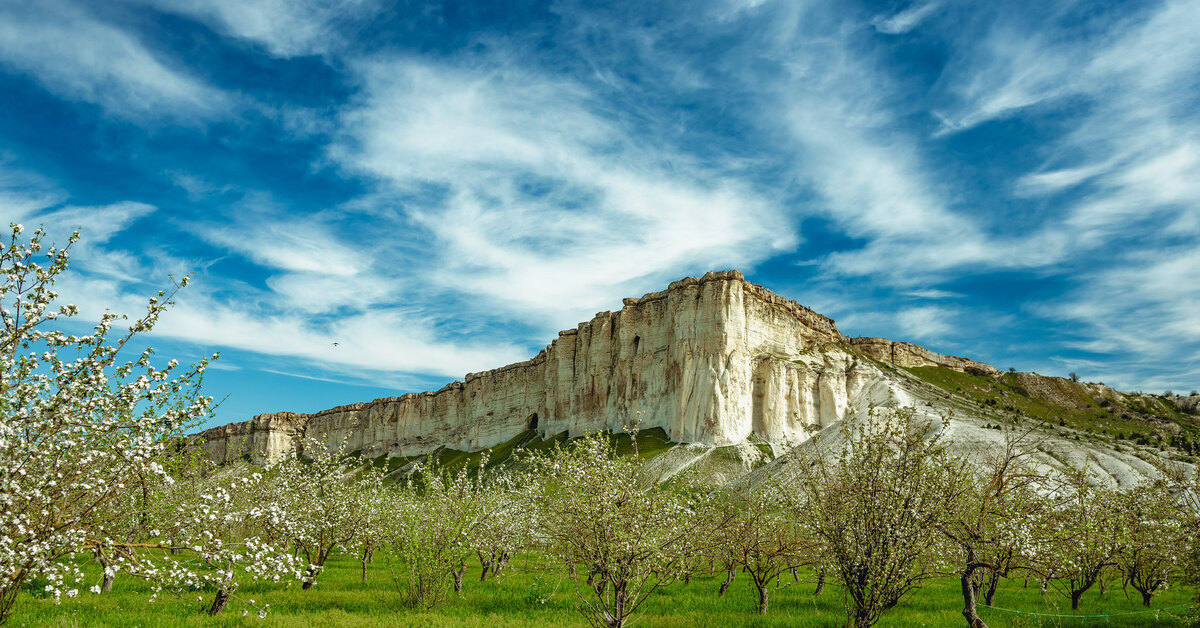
[1014,373,1093,410]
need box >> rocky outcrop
[199,412,305,465]
[848,337,1001,376]
[199,271,1000,464]
[1171,395,1200,415]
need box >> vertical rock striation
[199,271,996,464]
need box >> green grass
[903,366,1199,449]
[12,551,1193,627]
[611,428,674,460]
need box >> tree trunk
[94,550,115,593]
[815,569,826,596]
[756,584,769,614]
[718,566,735,597]
[611,581,627,628]
[1,578,26,627]
[302,556,328,590]
[453,563,466,594]
[301,564,317,590]
[1071,576,1096,610]
[208,588,231,615]
[1133,583,1156,608]
[360,552,370,583]
[984,571,1000,606]
[960,570,989,628]
[478,551,491,582]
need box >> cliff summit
[200,271,999,465]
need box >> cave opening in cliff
[633,335,640,354]
[528,413,538,431]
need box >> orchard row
[2,224,1197,628]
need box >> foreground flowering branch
[0,223,224,623]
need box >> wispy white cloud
[183,192,373,280]
[198,219,367,278]
[36,202,158,282]
[332,57,795,323]
[758,4,1008,284]
[156,292,527,379]
[933,17,1086,134]
[0,156,66,221]
[265,272,396,315]
[873,1,941,35]
[140,0,381,57]
[928,0,1200,386]
[1014,161,1114,197]
[63,277,525,381]
[1035,244,1200,390]
[896,305,956,342]
[0,0,230,120]
[39,202,157,244]
[904,289,963,299]
[3,198,156,283]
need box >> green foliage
[903,366,1198,445]
[533,429,704,628]
[785,407,965,628]
[13,552,1193,627]
[380,458,489,610]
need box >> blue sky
[2,0,1198,429]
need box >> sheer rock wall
[199,271,996,464]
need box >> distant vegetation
[902,365,1200,461]
[5,225,1199,628]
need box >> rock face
[848,337,1000,376]
[200,412,304,465]
[199,271,997,464]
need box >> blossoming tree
[258,436,387,590]
[1,224,307,620]
[535,429,703,628]
[785,407,964,628]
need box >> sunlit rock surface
[198,270,998,464]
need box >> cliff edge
[199,270,999,464]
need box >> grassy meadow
[12,551,1194,627]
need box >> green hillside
[903,365,1199,460]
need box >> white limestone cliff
[199,270,998,464]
